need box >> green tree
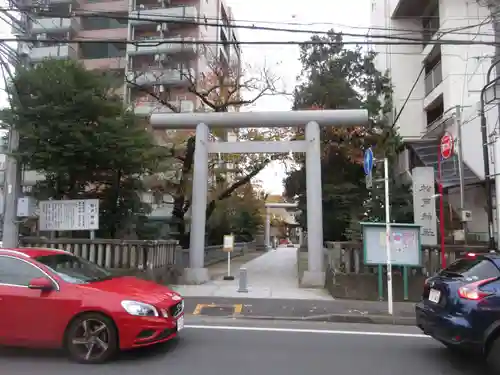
[1,59,167,237]
[206,182,264,245]
[284,31,413,241]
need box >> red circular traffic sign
[440,133,454,159]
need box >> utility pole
[455,105,468,243]
[1,0,31,247]
[491,0,500,247]
[479,0,500,247]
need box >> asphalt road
[0,317,491,375]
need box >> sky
[0,0,372,194]
[227,0,372,194]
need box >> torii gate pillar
[150,109,368,285]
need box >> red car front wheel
[65,312,118,364]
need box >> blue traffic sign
[363,148,373,175]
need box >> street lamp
[480,61,500,250]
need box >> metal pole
[455,105,467,243]
[438,150,446,267]
[2,0,31,248]
[494,136,500,242]
[264,207,270,250]
[493,2,500,248]
[480,89,496,250]
[384,158,393,315]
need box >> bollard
[237,268,248,293]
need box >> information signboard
[39,199,99,231]
[361,222,421,266]
[223,234,234,252]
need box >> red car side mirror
[28,277,54,291]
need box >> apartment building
[17,0,241,114]
[370,0,498,238]
[14,4,240,165]
[11,0,242,226]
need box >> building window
[81,16,128,30]
[80,42,126,59]
[424,46,442,96]
[422,4,439,47]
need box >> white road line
[184,325,429,338]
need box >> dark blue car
[416,252,500,371]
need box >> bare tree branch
[124,69,180,113]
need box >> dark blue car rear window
[442,258,500,280]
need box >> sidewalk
[182,296,417,326]
[206,251,262,280]
[173,247,333,300]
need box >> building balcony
[132,99,195,116]
[422,112,453,139]
[127,36,196,56]
[424,61,442,96]
[32,17,80,34]
[129,5,198,26]
[126,68,193,86]
[79,0,127,12]
[77,28,127,41]
[83,57,126,70]
[0,170,45,186]
[30,44,77,62]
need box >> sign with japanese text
[412,167,437,245]
[39,199,99,231]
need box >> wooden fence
[19,237,256,282]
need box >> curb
[186,313,416,326]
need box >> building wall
[370,0,499,235]
[371,0,496,177]
[370,0,426,139]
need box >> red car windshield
[35,253,113,284]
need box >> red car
[0,247,184,364]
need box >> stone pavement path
[172,246,333,300]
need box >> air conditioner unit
[461,210,472,222]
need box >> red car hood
[78,276,181,305]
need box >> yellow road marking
[191,303,243,316]
[233,304,243,315]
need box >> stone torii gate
[264,202,299,249]
[150,109,368,285]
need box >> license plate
[428,288,441,303]
[177,315,184,331]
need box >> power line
[391,65,426,128]
[7,8,500,45]
[9,37,500,47]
